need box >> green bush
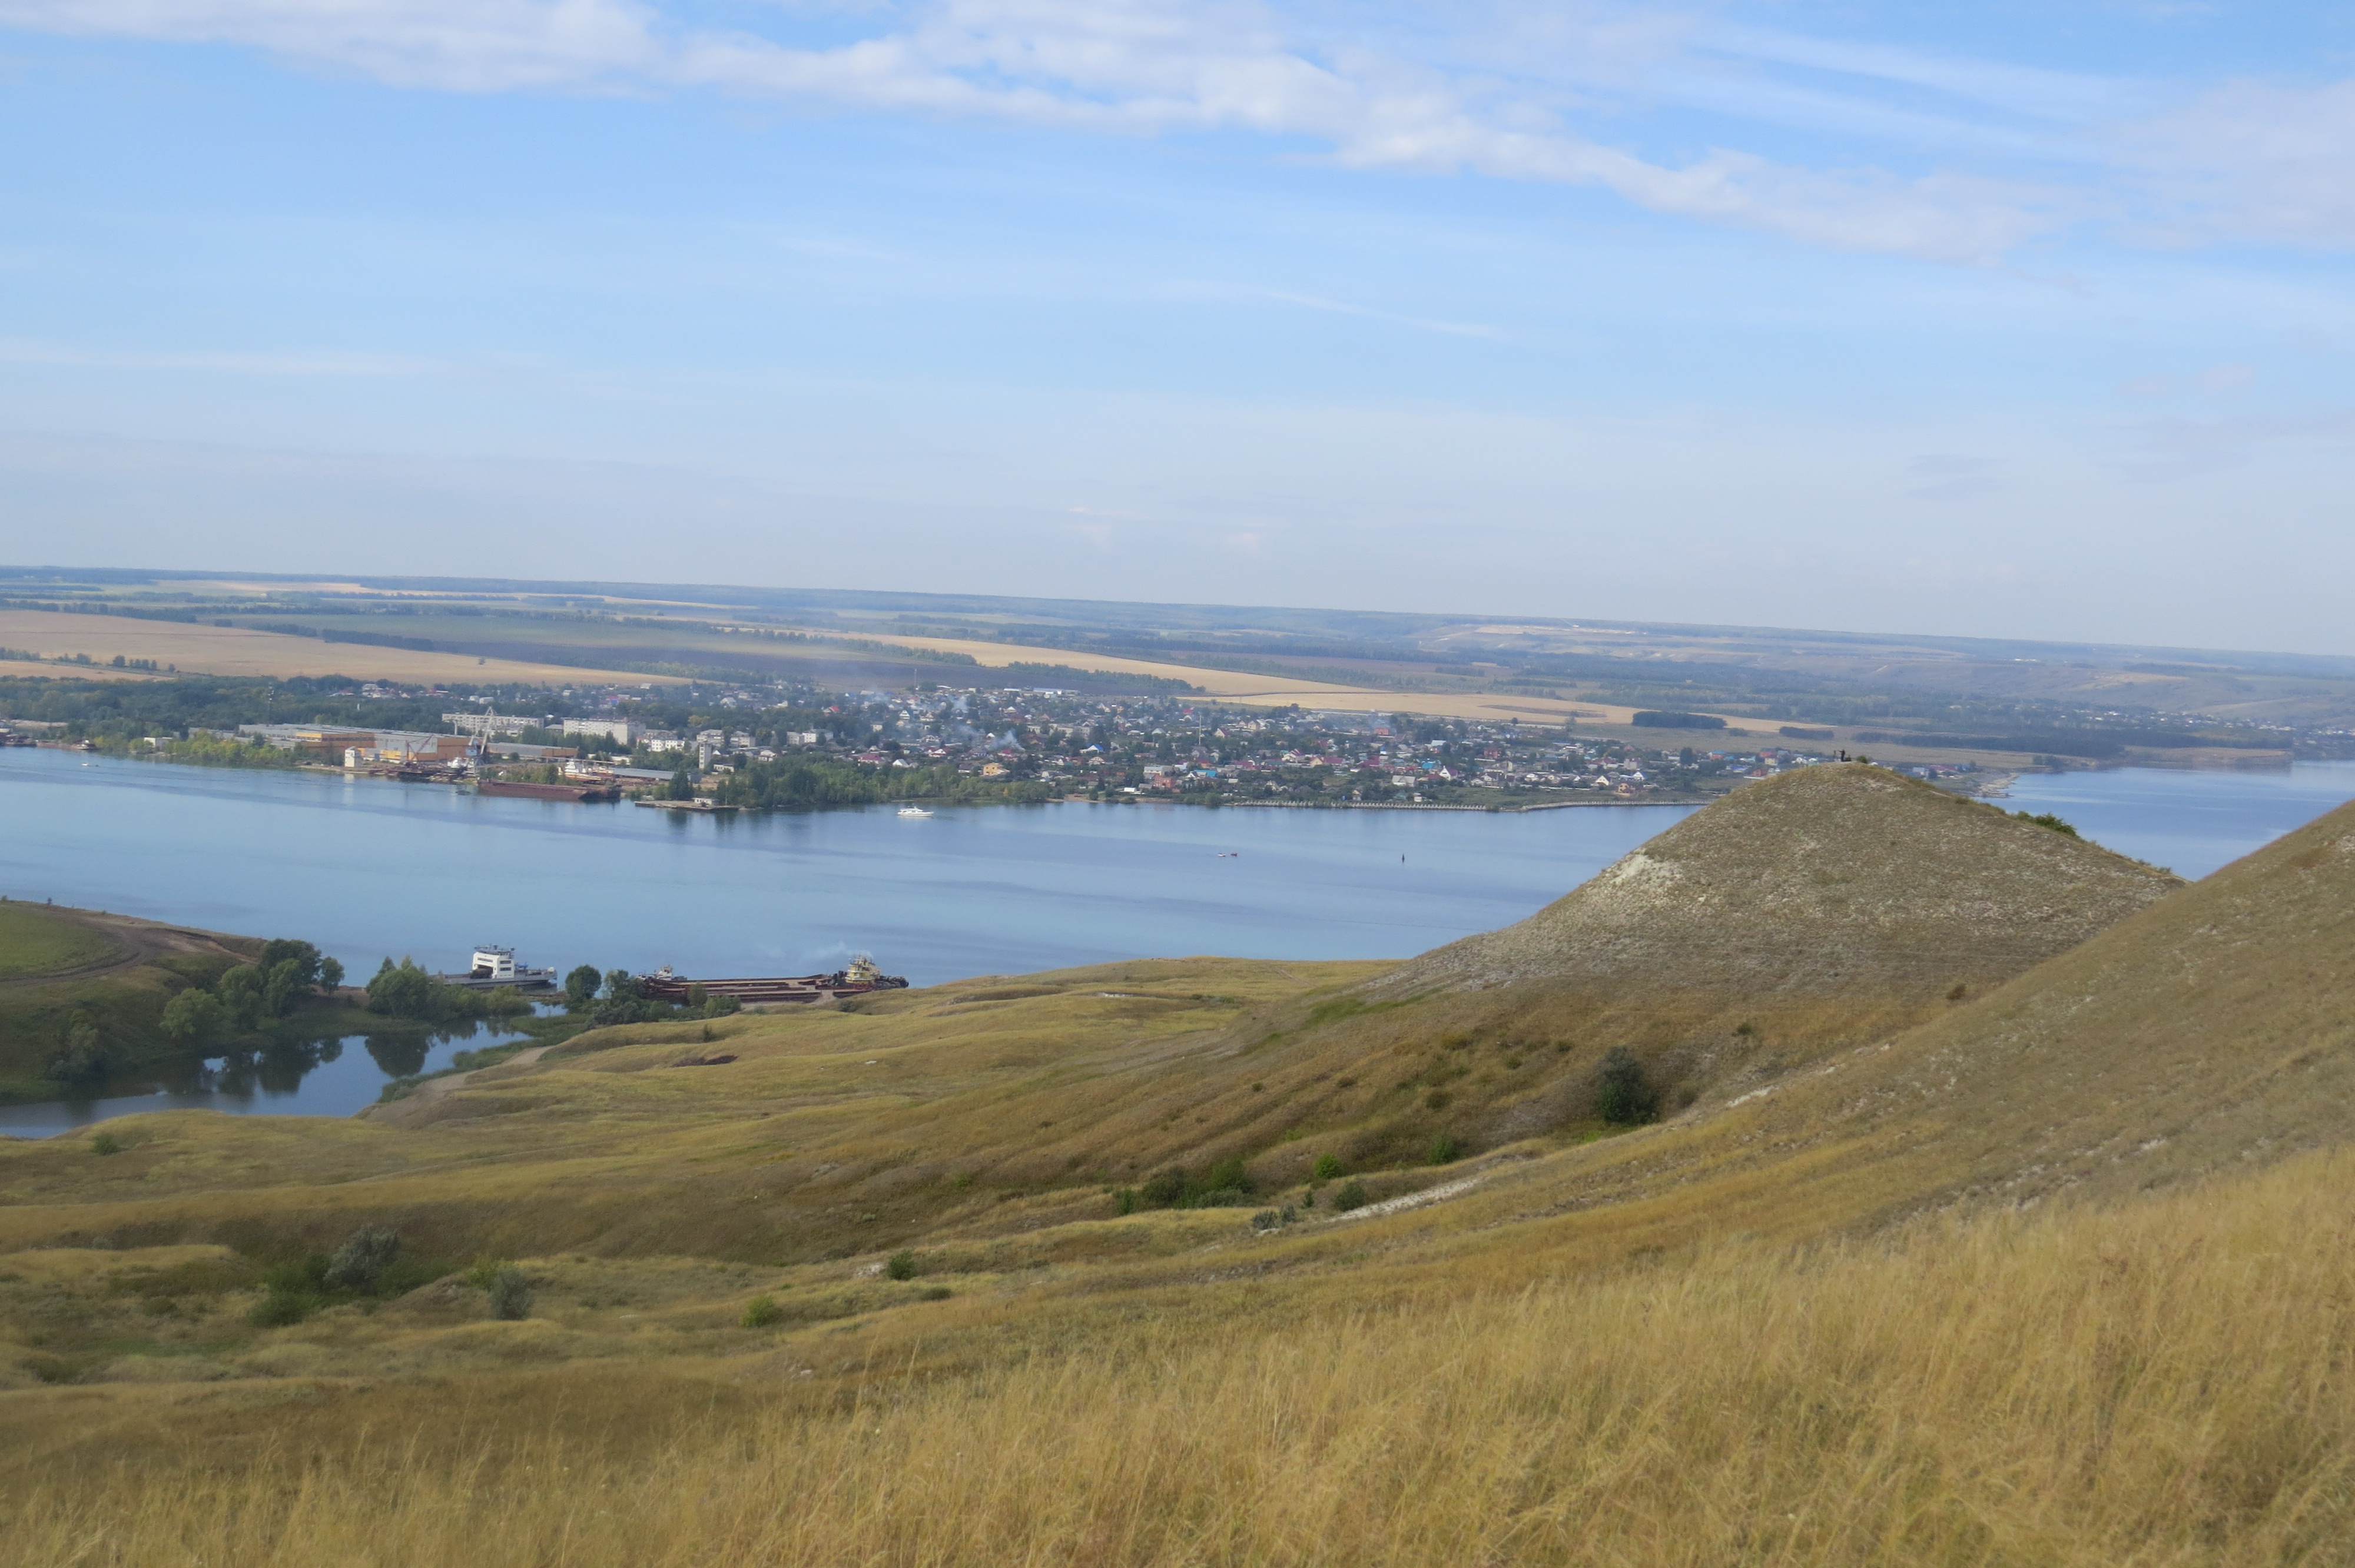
[1596,1047,1658,1125]
[1139,1168,1186,1206]
[1332,1180,1371,1212]
[1311,1153,1344,1181]
[742,1295,784,1328]
[247,1290,313,1327]
[886,1251,918,1281]
[1201,1155,1251,1195]
[2014,810,2080,837]
[1112,1188,1140,1216]
[88,1131,122,1156]
[1428,1134,1461,1165]
[321,1227,401,1293]
[487,1266,533,1321]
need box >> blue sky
[2,2,2353,651]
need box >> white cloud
[0,0,2077,263]
[2121,76,2355,246]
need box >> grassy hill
[1371,762,2180,999]
[0,902,256,1099]
[5,769,2355,1562]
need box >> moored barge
[477,779,622,803]
[638,954,909,1005]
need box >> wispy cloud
[4,2,2350,263]
[1244,288,1506,341]
[2118,77,2355,245]
[0,337,449,376]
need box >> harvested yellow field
[804,627,1678,727]
[0,611,682,687]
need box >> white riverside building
[443,713,545,738]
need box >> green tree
[563,964,602,1009]
[215,964,267,1029]
[160,988,227,1044]
[44,1011,120,1084]
[262,958,309,1018]
[665,768,694,801]
[319,955,344,992]
[364,958,464,1021]
[259,938,323,989]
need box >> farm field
[0,610,683,687]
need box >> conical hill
[1484,786,2355,1236]
[1368,763,2182,1002]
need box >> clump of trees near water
[150,939,345,1060]
[362,958,533,1025]
[709,756,1053,811]
[560,963,741,1027]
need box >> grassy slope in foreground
[6,778,2355,1558]
[6,1144,2352,1567]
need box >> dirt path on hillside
[360,1043,558,1125]
[0,906,253,990]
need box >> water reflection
[364,1032,431,1079]
[0,1015,539,1137]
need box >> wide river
[5,748,2353,1132]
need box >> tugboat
[636,953,910,1005]
[438,946,559,990]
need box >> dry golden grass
[11,1146,2352,1566]
[0,610,682,686]
[9,789,2355,1560]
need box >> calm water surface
[2,749,1687,1130]
[1996,760,2355,878]
[6,749,2353,1133]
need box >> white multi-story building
[443,712,542,738]
[562,717,641,745]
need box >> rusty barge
[477,779,622,803]
[637,954,909,1005]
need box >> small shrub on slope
[487,1267,533,1321]
[1596,1047,1658,1126]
